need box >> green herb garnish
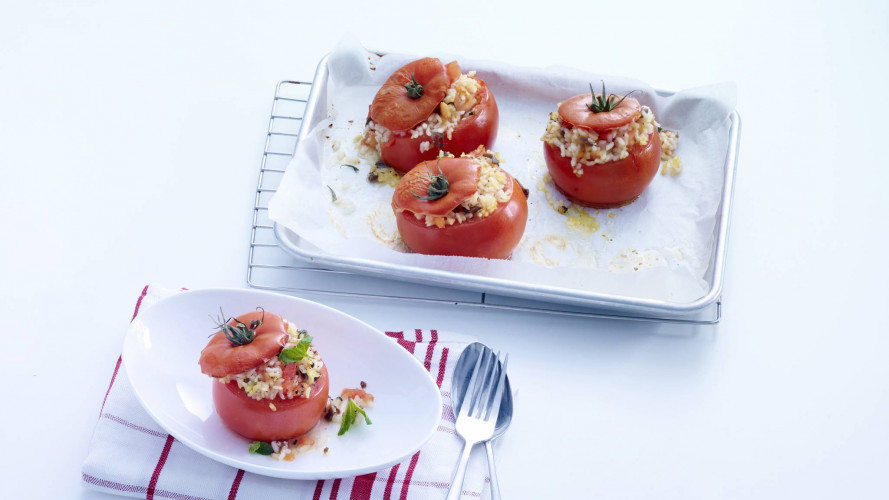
[211,307,264,346]
[342,164,359,173]
[338,398,372,436]
[248,441,274,455]
[587,81,638,114]
[404,72,424,99]
[279,336,313,364]
[327,185,337,202]
[410,161,449,201]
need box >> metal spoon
[452,343,513,500]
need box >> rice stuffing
[659,129,682,176]
[541,106,658,177]
[218,320,323,401]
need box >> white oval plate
[122,288,442,479]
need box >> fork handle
[485,441,501,500]
[446,440,474,500]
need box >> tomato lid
[370,58,449,132]
[558,92,642,131]
[199,310,288,378]
[392,157,481,217]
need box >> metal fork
[446,348,510,500]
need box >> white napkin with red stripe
[82,285,495,500]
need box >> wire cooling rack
[247,81,722,325]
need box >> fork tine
[478,350,500,419]
[457,346,486,420]
[470,348,495,418]
[483,352,509,421]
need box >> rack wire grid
[247,81,722,325]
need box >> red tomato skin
[395,179,527,259]
[380,79,499,174]
[544,131,661,208]
[212,364,330,442]
[445,61,462,82]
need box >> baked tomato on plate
[199,310,329,442]
[391,147,527,259]
[542,83,662,208]
[212,364,330,442]
[362,58,499,174]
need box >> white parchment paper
[269,38,737,304]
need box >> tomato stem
[410,160,450,201]
[586,81,639,114]
[404,72,424,99]
[213,307,264,346]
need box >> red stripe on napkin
[101,413,168,438]
[131,284,149,321]
[99,356,122,416]
[399,452,422,500]
[399,339,417,354]
[100,285,149,417]
[436,348,449,388]
[385,331,417,354]
[382,463,400,500]
[423,335,436,371]
[146,434,175,499]
[81,473,147,496]
[312,480,325,500]
[348,472,377,500]
[227,469,245,500]
[328,478,342,499]
[82,474,214,500]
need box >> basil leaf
[337,402,356,436]
[249,441,273,455]
[278,336,313,364]
[338,398,372,436]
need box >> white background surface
[2,1,888,498]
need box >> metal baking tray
[269,55,741,319]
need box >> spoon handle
[485,440,501,500]
[446,440,474,500]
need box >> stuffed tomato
[542,84,662,208]
[360,57,499,174]
[391,147,527,259]
[199,309,329,442]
